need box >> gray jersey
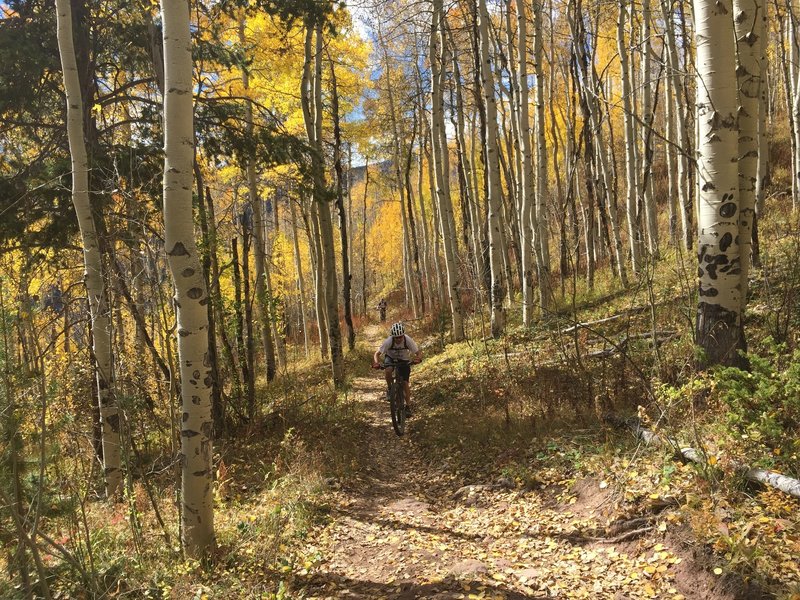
[379,335,419,362]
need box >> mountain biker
[377,298,387,322]
[372,322,422,416]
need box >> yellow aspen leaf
[713,568,723,575]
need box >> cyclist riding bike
[372,322,422,416]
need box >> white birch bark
[430,0,465,340]
[56,0,122,498]
[312,21,344,386]
[734,0,764,309]
[478,0,507,336]
[514,0,535,324]
[694,0,746,366]
[641,0,659,256]
[533,0,552,308]
[618,0,642,275]
[160,0,214,555]
[661,0,693,250]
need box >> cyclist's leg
[383,366,394,395]
[398,364,412,410]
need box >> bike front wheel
[389,382,406,436]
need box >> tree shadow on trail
[294,571,546,599]
[336,511,485,543]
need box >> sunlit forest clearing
[2,0,800,597]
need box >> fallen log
[607,416,800,500]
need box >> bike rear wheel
[389,381,406,436]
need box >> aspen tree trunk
[514,0,536,325]
[694,0,747,367]
[160,0,214,555]
[430,0,465,340]
[793,17,800,211]
[752,2,768,268]
[411,57,438,309]
[289,199,310,358]
[241,224,257,417]
[194,168,223,433]
[56,0,121,498]
[640,0,660,256]
[734,0,764,308]
[665,74,679,242]
[414,108,435,308]
[231,238,252,410]
[361,159,370,316]
[329,56,356,349]
[203,186,240,410]
[533,0,553,309]
[239,18,277,383]
[478,0,507,337]
[661,0,693,250]
[403,141,426,314]
[447,29,479,283]
[311,20,344,385]
[618,0,642,275]
[301,28,329,360]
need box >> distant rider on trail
[372,322,422,416]
[377,298,387,322]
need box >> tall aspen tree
[239,17,277,382]
[694,0,747,367]
[618,0,642,275]
[478,0,507,336]
[430,0,466,340]
[514,0,536,324]
[662,0,693,250]
[533,0,552,308]
[56,0,121,498]
[733,0,764,307]
[641,0,659,256]
[160,0,215,554]
[301,27,329,361]
[311,19,344,385]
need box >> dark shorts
[385,362,411,382]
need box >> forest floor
[283,328,760,600]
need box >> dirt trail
[295,328,737,600]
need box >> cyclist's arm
[373,349,383,366]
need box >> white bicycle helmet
[390,322,405,336]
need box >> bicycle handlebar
[372,358,420,369]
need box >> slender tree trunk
[239,17,277,383]
[306,20,343,385]
[289,199,310,358]
[734,0,764,308]
[533,0,553,309]
[618,0,642,275]
[514,0,536,324]
[194,166,223,434]
[429,1,465,340]
[56,0,121,498]
[478,0,507,337]
[362,159,370,316]
[160,0,214,556]
[640,0,660,256]
[231,238,251,412]
[662,0,693,250]
[328,55,356,349]
[753,1,768,268]
[694,0,747,368]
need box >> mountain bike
[373,359,413,436]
